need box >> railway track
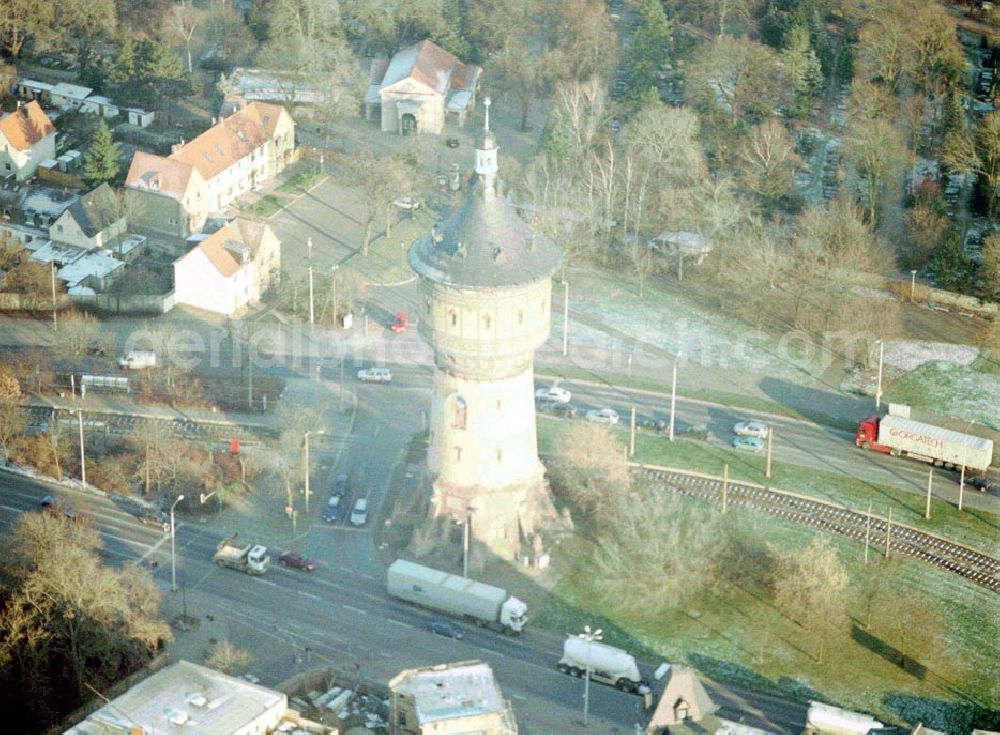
[20,405,278,442]
[635,465,1000,593]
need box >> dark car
[969,476,995,492]
[537,400,578,418]
[425,619,463,639]
[323,495,343,523]
[138,511,170,533]
[278,551,317,571]
[40,495,55,508]
[680,425,710,441]
[333,474,349,497]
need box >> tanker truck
[855,415,994,472]
[803,702,884,735]
[213,536,269,575]
[386,559,527,634]
[557,636,649,694]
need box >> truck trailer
[386,559,527,634]
[855,415,993,472]
[213,537,269,575]
[557,636,648,694]
[803,702,883,735]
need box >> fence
[69,291,176,315]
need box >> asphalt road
[0,470,809,734]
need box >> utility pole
[339,359,345,412]
[765,428,773,479]
[463,508,472,578]
[668,354,679,441]
[875,339,885,411]
[629,407,636,456]
[307,237,315,331]
[910,269,917,302]
[721,464,729,514]
[304,430,325,512]
[864,502,872,564]
[77,410,86,486]
[925,468,933,520]
[884,507,892,558]
[50,261,58,329]
[562,280,569,357]
[331,264,340,327]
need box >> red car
[391,311,409,333]
[278,551,316,571]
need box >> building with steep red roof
[124,102,295,236]
[0,101,57,181]
[173,219,281,315]
[365,40,482,135]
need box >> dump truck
[557,636,648,694]
[855,415,994,472]
[213,537,269,575]
[386,559,527,634]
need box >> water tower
[407,99,562,560]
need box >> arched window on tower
[449,310,457,327]
[517,309,524,325]
[452,396,467,430]
[483,313,491,329]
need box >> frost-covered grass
[885,361,1000,431]
[533,495,1000,731]
[567,266,835,383]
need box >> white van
[350,498,369,526]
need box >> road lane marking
[257,579,277,587]
[297,591,321,600]
[386,618,413,629]
[342,604,367,615]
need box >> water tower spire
[474,97,498,194]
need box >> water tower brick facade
[408,99,561,560]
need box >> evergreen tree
[625,0,673,102]
[436,0,470,60]
[929,230,975,291]
[783,23,816,116]
[81,120,121,188]
[109,35,136,86]
[133,38,191,108]
[942,87,965,134]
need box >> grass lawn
[530,504,999,732]
[247,194,286,219]
[883,361,1000,432]
[278,168,325,195]
[538,420,999,559]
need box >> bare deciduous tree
[204,638,252,674]
[738,118,802,207]
[548,422,629,519]
[774,536,850,663]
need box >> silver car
[585,408,620,424]
[733,421,769,438]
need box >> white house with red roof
[125,101,295,236]
[0,101,57,181]
[173,219,281,315]
[365,40,482,135]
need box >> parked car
[535,386,572,403]
[733,436,765,452]
[733,421,769,438]
[585,408,620,424]
[425,618,464,639]
[357,367,392,383]
[969,476,995,492]
[278,551,317,571]
[323,495,343,523]
[350,498,369,527]
[394,196,421,210]
[391,312,409,333]
[333,474,349,496]
[138,511,170,533]
[538,401,578,418]
[446,138,460,148]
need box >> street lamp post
[199,490,222,516]
[307,237,315,331]
[462,507,473,578]
[76,410,86,486]
[303,430,325,512]
[875,339,885,411]
[50,261,58,329]
[579,625,602,726]
[170,494,185,592]
[668,353,680,441]
[331,264,340,327]
[910,270,917,302]
[562,280,569,357]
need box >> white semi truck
[386,559,527,634]
[213,537,269,575]
[557,636,649,694]
[855,414,994,471]
[118,350,157,370]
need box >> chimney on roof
[171,139,185,155]
[212,116,217,125]
[16,100,22,111]
[62,186,69,200]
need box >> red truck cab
[391,311,409,333]
[855,416,890,453]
